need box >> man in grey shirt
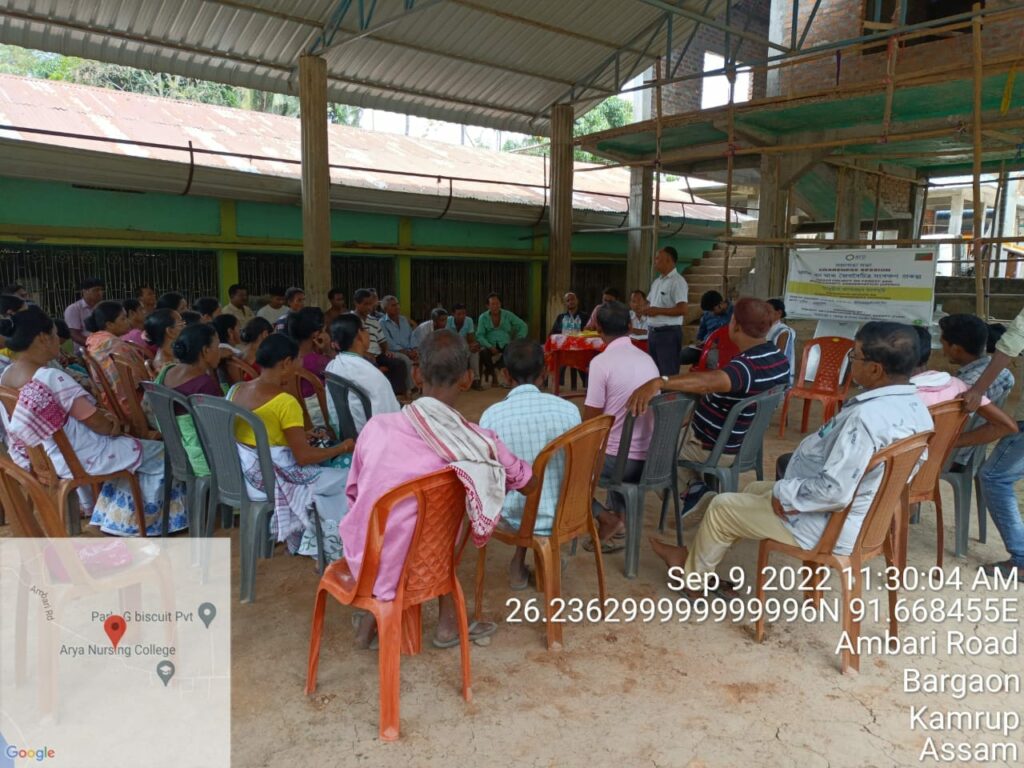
[650,321,933,581]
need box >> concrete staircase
[682,242,756,321]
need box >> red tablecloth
[545,336,604,396]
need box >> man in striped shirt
[628,297,790,509]
[352,288,409,396]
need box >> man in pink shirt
[341,329,535,648]
[583,301,660,549]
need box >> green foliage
[501,97,633,163]
[0,44,360,124]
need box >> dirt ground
[4,336,1022,767]
[227,385,1024,768]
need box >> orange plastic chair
[753,431,930,674]
[305,469,470,741]
[3,460,174,716]
[692,325,738,372]
[111,353,161,440]
[899,400,969,570]
[472,415,613,650]
[123,337,154,361]
[778,336,855,436]
[223,355,258,385]
[0,454,66,537]
[0,386,147,536]
[82,352,132,428]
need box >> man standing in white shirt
[325,313,400,433]
[640,246,689,377]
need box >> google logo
[4,746,56,762]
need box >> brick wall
[878,173,912,214]
[659,0,772,115]
[654,1,1018,113]
[779,0,1023,97]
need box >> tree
[501,97,633,163]
[0,44,362,124]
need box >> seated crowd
[1,270,1021,657]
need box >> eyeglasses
[846,349,870,362]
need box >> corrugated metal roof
[0,0,724,133]
[0,73,732,225]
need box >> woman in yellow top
[229,333,354,561]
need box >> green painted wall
[410,218,532,251]
[0,177,721,269]
[0,177,221,234]
[234,201,399,242]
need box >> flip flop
[432,620,498,649]
[582,537,626,554]
[714,578,744,601]
[509,568,533,591]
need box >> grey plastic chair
[937,389,1007,557]
[190,394,326,603]
[141,382,213,538]
[324,371,373,441]
[676,385,786,496]
[599,392,694,578]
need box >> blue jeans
[978,426,1024,566]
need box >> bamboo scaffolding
[993,162,1009,282]
[634,115,1024,168]
[723,27,735,296]
[871,173,882,247]
[719,233,1024,247]
[972,3,986,316]
[610,5,1020,102]
[654,58,663,269]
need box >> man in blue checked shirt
[480,339,581,589]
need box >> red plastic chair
[692,325,738,371]
[778,336,855,437]
[305,468,470,741]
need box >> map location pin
[198,602,217,629]
[104,615,127,650]
[156,660,175,687]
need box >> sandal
[432,620,498,649]
[582,537,625,554]
[509,568,533,591]
[714,578,745,601]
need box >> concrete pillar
[766,0,789,97]
[997,176,1019,278]
[907,180,927,241]
[834,165,862,241]
[627,165,654,295]
[753,156,788,297]
[547,103,574,333]
[949,190,965,274]
[299,54,331,309]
